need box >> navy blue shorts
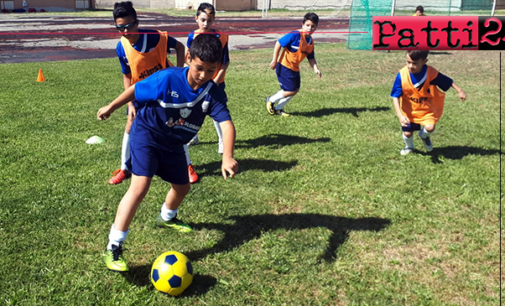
[126,140,189,185]
[276,63,300,92]
[401,122,422,132]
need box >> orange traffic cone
[37,69,45,82]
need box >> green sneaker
[155,214,193,233]
[275,109,291,117]
[265,97,275,115]
[102,243,129,272]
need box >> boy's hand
[399,115,410,127]
[458,89,467,102]
[128,104,137,121]
[221,155,238,180]
[315,68,322,78]
[97,105,114,121]
[269,60,277,70]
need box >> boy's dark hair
[189,34,223,64]
[416,5,424,13]
[196,2,215,17]
[407,50,429,61]
[304,12,319,26]
[113,1,137,21]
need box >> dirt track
[0,12,349,63]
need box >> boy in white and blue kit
[97,34,238,272]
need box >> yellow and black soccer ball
[150,251,193,296]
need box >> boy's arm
[392,97,409,127]
[213,62,229,84]
[174,40,185,67]
[218,120,238,180]
[123,74,137,120]
[308,58,322,78]
[97,85,136,120]
[451,82,467,102]
[270,41,282,70]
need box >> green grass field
[0,44,501,305]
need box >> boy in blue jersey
[97,34,238,272]
[265,12,322,117]
[391,50,467,155]
[110,2,200,185]
[186,2,230,154]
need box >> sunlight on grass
[0,44,500,305]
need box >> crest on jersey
[202,101,210,113]
[180,108,192,118]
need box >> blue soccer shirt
[131,67,230,148]
[187,30,230,66]
[116,29,179,75]
[390,65,453,98]
[278,31,315,60]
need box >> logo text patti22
[372,16,505,50]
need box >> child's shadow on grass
[291,106,390,118]
[423,145,502,164]
[123,265,217,297]
[196,158,298,178]
[235,133,331,149]
[186,213,391,262]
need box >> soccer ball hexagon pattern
[150,251,193,296]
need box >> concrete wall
[2,0,92,11]
[262,0,350,10]
[215,0,256,11]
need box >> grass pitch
[0,44,501,305]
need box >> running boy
[265,12,322,117]
[97,34,238,272]
[186,2,230,154]
[109,2,199,185]
[391,50,467,155]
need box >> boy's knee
[172,183,191,196]
[424,125,435,133]
[284,90,298,97]
[403,131,413,138]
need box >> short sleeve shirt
[116,29,179,75]
[390,65,453,98]
[131,67,230,147]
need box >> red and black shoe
[109,169,131,185]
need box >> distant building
[2,0,501,13]
[1,0,95,11]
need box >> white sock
[420,127,433,139]
[275,96,293,111]
[213,120,223,142]
[121,132,130,171]
[184,144,191,166]
[402,134,414,148]
[269,90,285,103]
[107,224,129,250]
[160,203,178,221]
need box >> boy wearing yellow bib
[265,12,322,117]
[391,50,467,155]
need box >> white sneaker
[187,135,199,146]
[400,147,413,155]
[218,140,224,154]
